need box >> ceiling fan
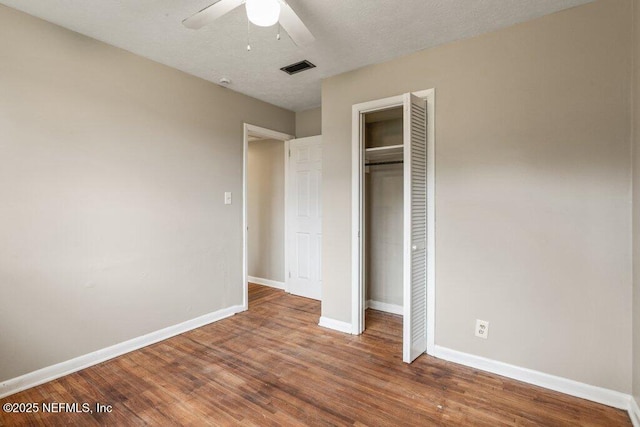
[183,0,315,47]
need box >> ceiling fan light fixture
[245,0,281,27]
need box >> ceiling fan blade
[183,0,245,29]
[278,1,315,47]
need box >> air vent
[280,60,316,75]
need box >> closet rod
[365,160,404,166]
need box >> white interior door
[287,136,322,300]
[403,93,428,363]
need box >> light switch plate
[224,192,232,205]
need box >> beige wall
[248,139,285,282]
[322,0,633,393]
[295,107,321,138]
[0,5,294,382]
[633,0,640,405]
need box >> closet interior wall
[364,110,404,315]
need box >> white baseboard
[629,396,640,427]
[432,345,631,411]
[366,299,403,316]
[0,304,244,399]
[318,316,353,334]
[248,276,285,290]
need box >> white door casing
[287,136,322,300]
[402,93,428,363]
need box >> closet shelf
[365,144,403,163]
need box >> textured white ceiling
[0,0,592,112]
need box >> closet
[356,93,428,363]
[364,107,404,317]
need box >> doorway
[364,106,404,317]
[242,124,293,310]
[243,124,323,309]
[350,90,436,362]
[247,135,287,290]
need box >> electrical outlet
[475,319,489,339]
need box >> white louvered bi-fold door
[403,93,428,363]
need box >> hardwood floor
[0,284,631,426]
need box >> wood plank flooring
[0,284,631,426]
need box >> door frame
[350,89,436,355]
[242,123,294,310]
